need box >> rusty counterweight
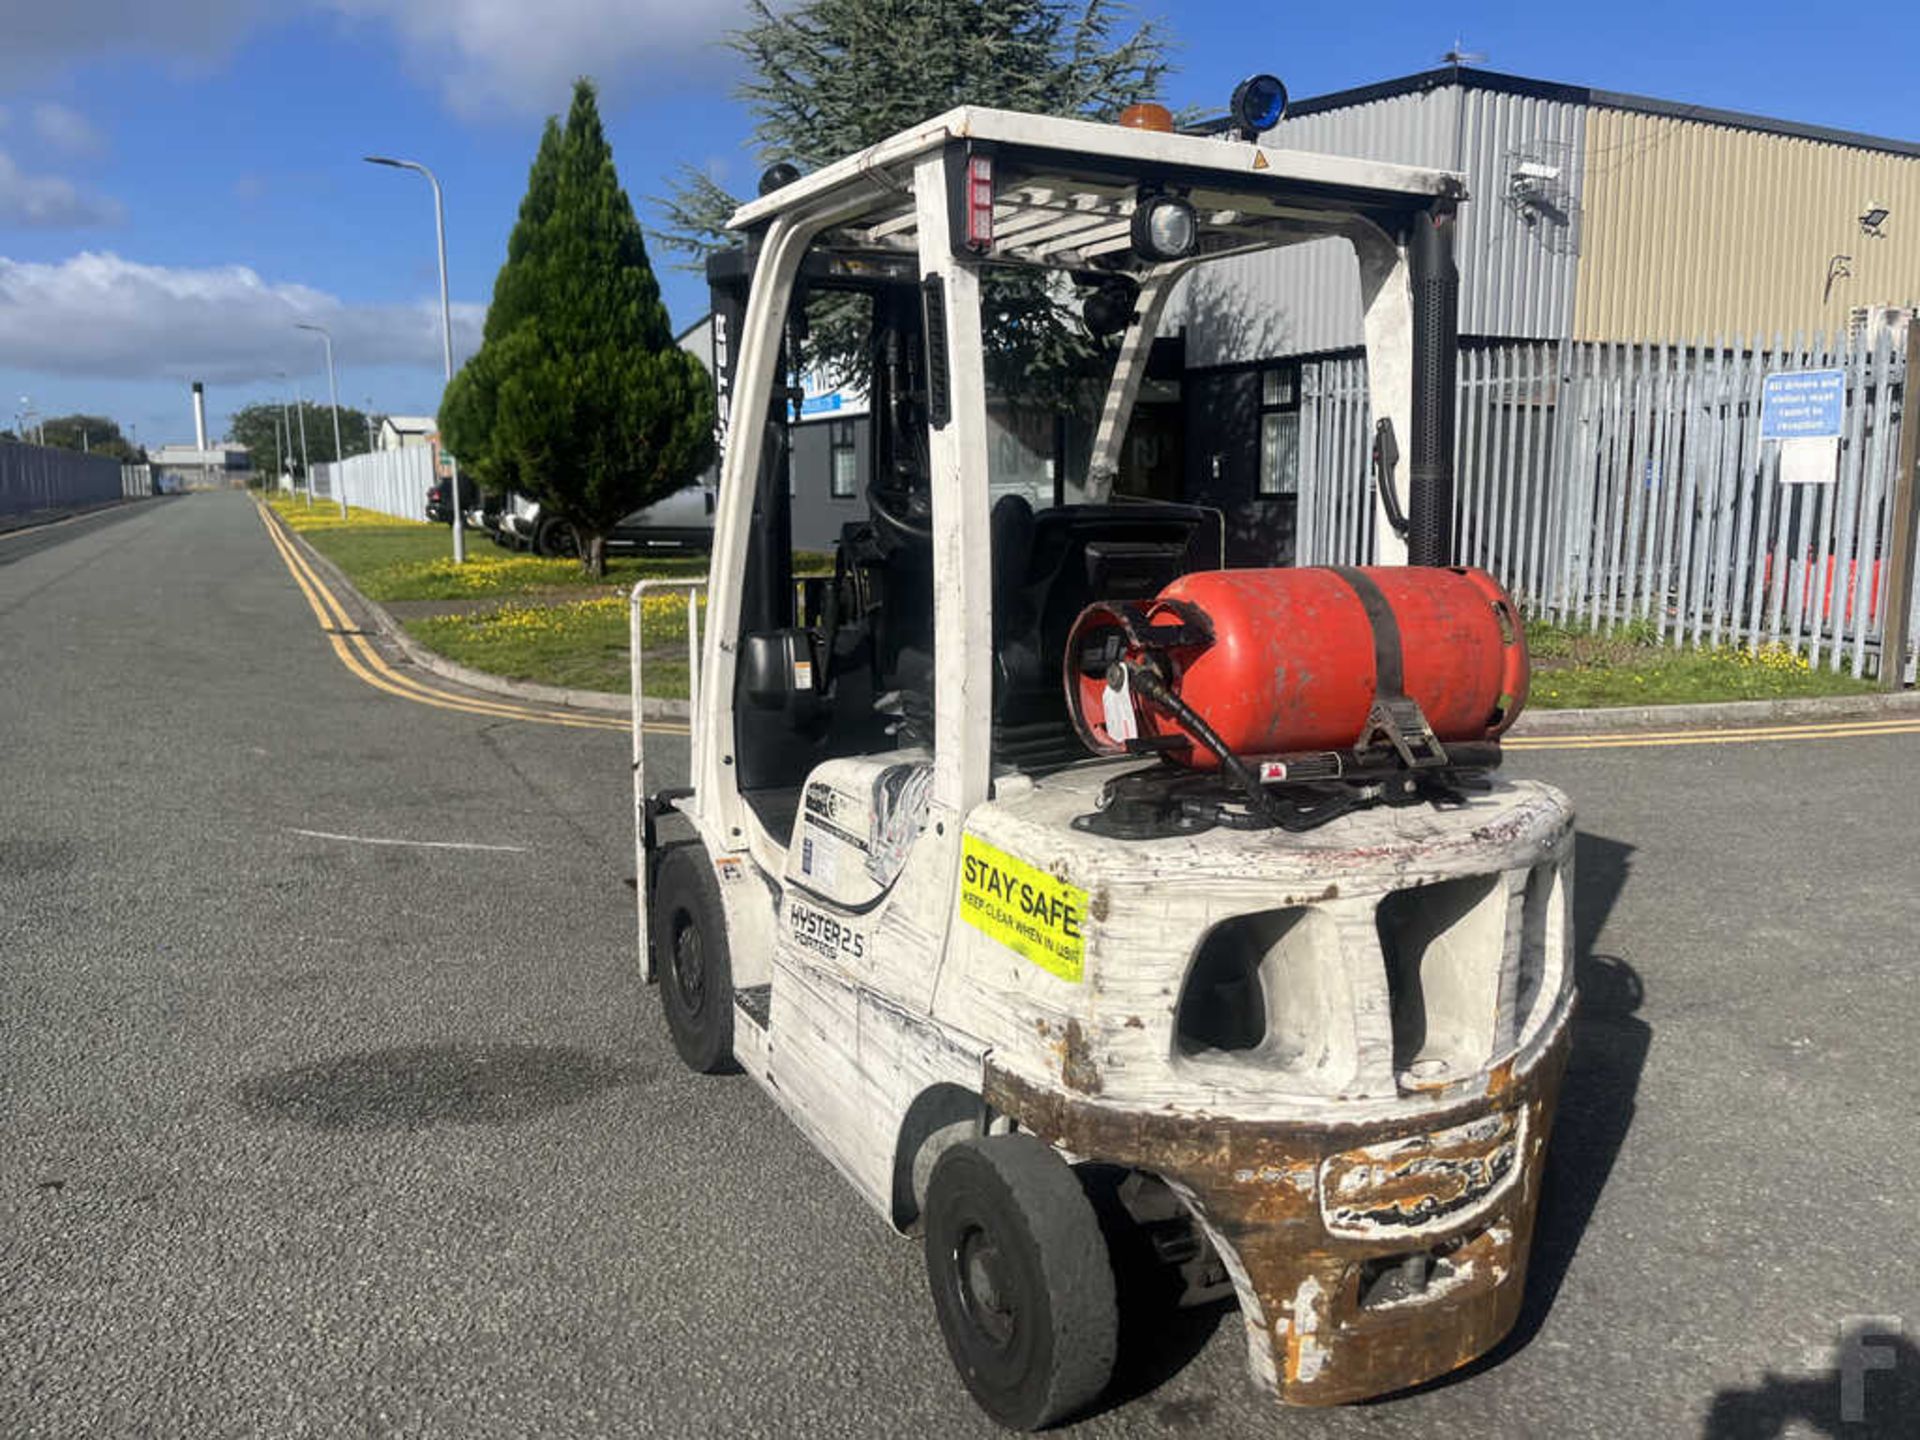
[984,1018,1571,1406]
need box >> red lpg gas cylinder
[1065,566,1528,768]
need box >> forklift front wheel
[650,845,735,1073]
[923,1135,1117,1431]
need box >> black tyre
[924,1134,1118,1430]
[650,845,734,1073]
[535,516,580,558]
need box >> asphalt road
[3,492,1915,1438]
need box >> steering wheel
[867,469,934,548]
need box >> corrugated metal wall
[1455,86,1585,339]
[1575,108,1920,343]
[1176,84,1586,363]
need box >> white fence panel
[311,448,437,522]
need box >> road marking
[256,503,691,736]
[1507,715,1920,750]
[290,827,531,853]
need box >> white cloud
[0,151,124,228]
[0,251,483,382]
[0,0,259,81]
[30,103,105,158]
[1,1,746,119]
[325,0,750,114]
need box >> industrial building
[377,415,438,451]
[1184,66,1920,363]
[698,68,1918,567]
[1165,66,1920,562]
[151,382,252,490]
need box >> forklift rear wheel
[651,845,734,1073]
[923,1134,1117,1431]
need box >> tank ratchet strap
[1327,567,1449,770]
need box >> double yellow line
[1506,710,1920,750]
[257,504,687,735]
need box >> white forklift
[630,79,1575,1431]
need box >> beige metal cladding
[1575,106,1920,343]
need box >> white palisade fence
[1295,334,1915,679]
[310,447,438,522]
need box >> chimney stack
[192,381,208,452]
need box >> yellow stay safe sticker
[959,834,1087,983]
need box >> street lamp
[293,378,312,505]
[275,371,295,493]
[365,154,464,563]
[296,322,347,518]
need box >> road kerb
[256,502,672,733]
[1508,687,1920,737]
[262,503,691,723]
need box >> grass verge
[268,493,708,601]
[402,593,699,698]
[1526,617,1879,709]
[270,493,707,696]
[271,499,1878,711]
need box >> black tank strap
[1327,566,1447,770]
[1329,565,1406,698]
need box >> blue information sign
[1760,369,1845,440]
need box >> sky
[0,0,1913,450]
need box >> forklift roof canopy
[726,106,1467,270]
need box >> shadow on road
[0,497,175,568]
[1402,829,1651,1392]
[1076,1163,1233,1427]
[235,1042,648,1131]
[1503,830,1650,1351]
[1703,1328,1920,1438]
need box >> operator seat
[990,494,1042,694]
[989,497,1221,770]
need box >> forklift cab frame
[684,106,1466,884]
[631,105,1574,1428]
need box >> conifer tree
[443,81,715,575]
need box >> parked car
[470,488,504,537]
[495,485,715,558]
[494,491,541,551]
[424,475,481,525]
